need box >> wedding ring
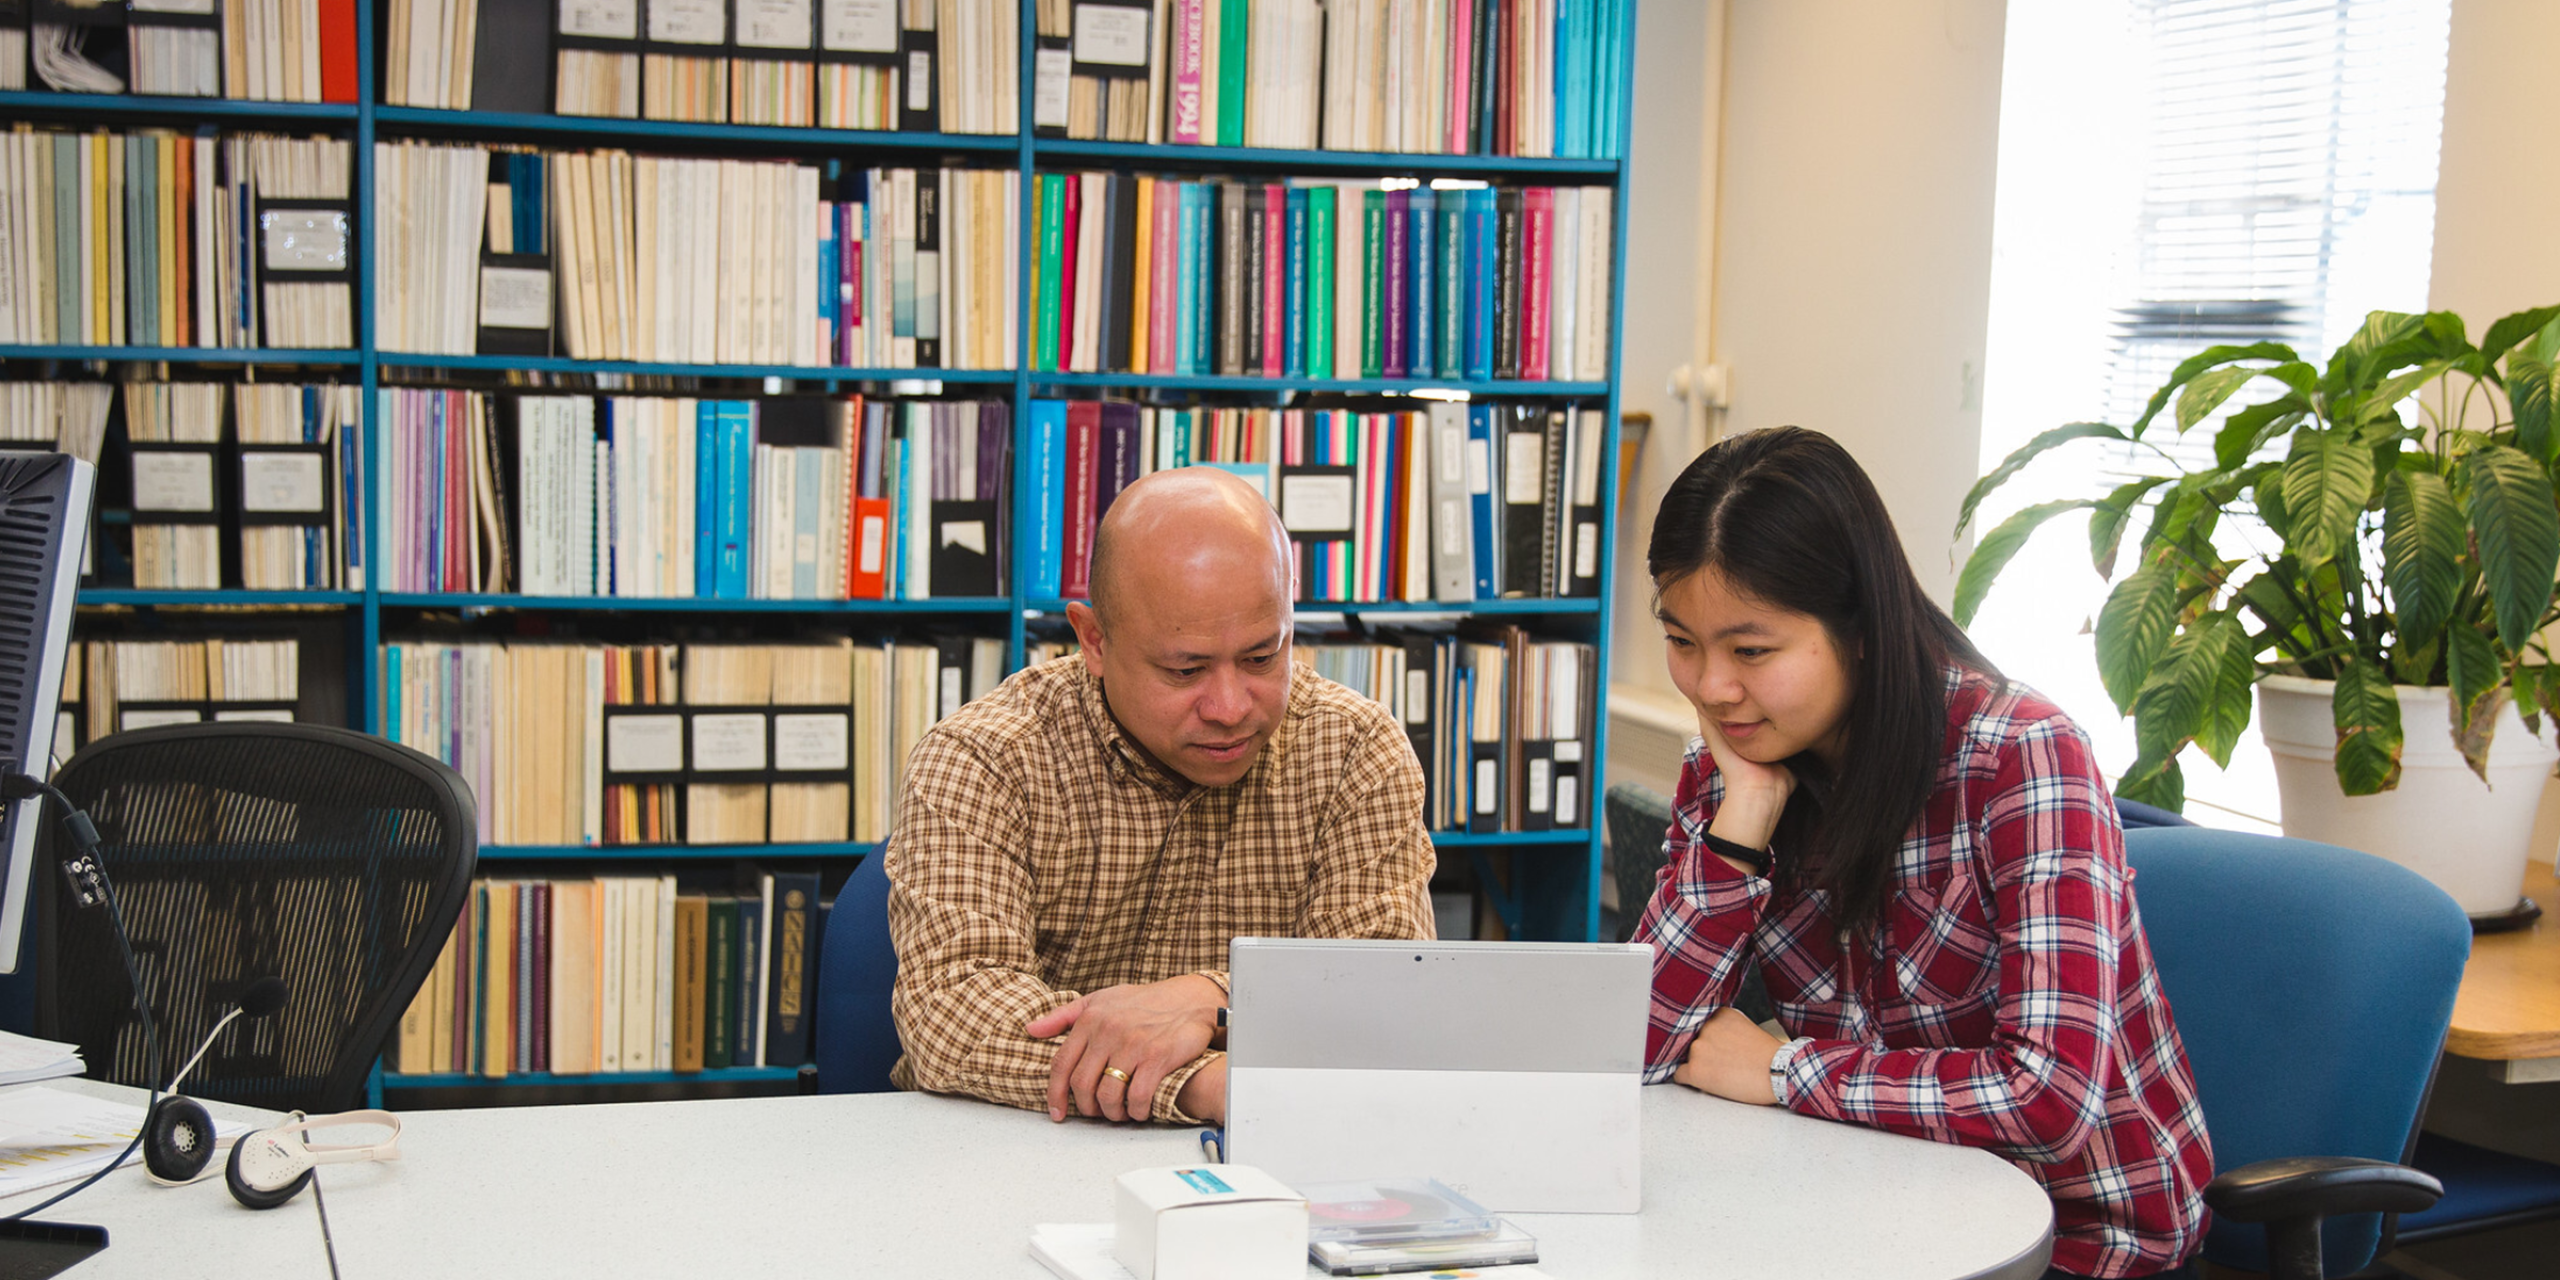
[1102,1066,1131,1083]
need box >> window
[1972,0,2450,828]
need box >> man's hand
[1670,1006,1784,1106]
[1174,1054,1227,1126]
[1025,974,1224,1123]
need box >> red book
[1521,187,1553,382]
[318,0,358,103]
[1387,412,1411,599]
[1261,184,1285,377]
[1061,401,1102,600]
[1150,182,1180,374]
[1058,176,1083,372]
[1496,0,1518,156]
[849,496,892,598]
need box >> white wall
[1608,0,2011,795]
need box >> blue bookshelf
[12,0,1639,1102]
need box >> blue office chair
[811,850,900,1094]
[2125,829,2466,1280]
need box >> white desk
[0,1080,330,1280]
[318,1087,2054,1280]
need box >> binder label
[133,452,215,512]
[1072,4,1150,66]
[1504,431,1543,505]
[907,49,931,109]
[608,714,686,773]
[123,708,205,732]
[692,713,769,772]
[1473,759,1497,814]
[1034,47,1072,129]
[821,0,896,51]
[1281,473,1354,534]
[1405,670,1428,725]
[261,210,350,273]
[241,452,326,514]
[481,267,553,330]
[736,0,813,49]
[561,0,640,38]
[649,0,725,45]
[1528,758,1553,813]
[774,713,851,771]
[1575,522,1599,578]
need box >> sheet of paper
[0,1032,81,1087]
[0,1087,251,1200]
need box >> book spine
[1409,191,1435,379]
[1521,187,1552,382]
[1061,403,1100,600]
[1307,186,1334,379]
[1494,188,1522,380]
[1217,182,1245,376]
[1382,189,1408,380]
[1360,190,1384,379]
[1170,0,1207,145]
[1029,399,1065,601]
[763,872,820,1067]
[1261,184,1285,377]
[1284,187,1308,379]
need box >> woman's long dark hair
[1648,426,1995,933]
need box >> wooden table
[2448,860,2560,1082]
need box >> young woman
[1636,427,2211,1280]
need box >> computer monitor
[0,452,95,975]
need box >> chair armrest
[2206,1156,2443,1223]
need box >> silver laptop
[1222,937,1651,1214]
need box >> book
[763,869,820,1067]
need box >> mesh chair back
[813,851,898,1093]
[36,722,476,1114]
[1604,784,1675,943]
[2123,828,2470,1276]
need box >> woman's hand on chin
[1697,712,1791,856]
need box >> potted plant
[1954,306,2560,917]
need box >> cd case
[1298,1178,1497,1244]
[1311,1220,1540,1276]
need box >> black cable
[2,772,163,1224]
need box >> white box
[1111,1165,1307,1280]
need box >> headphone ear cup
[224,1129,314,1210]
[143,1096,216,1183]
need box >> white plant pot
[2256,674,2554,916]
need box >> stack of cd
[1299,1178,1539,1275]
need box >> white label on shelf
[214,709,295,723]
[939,667,963,721]
[939,520,986,554]
[735,0,813,49]
[260,210,349,273]
[1405,670,1428,725]
[691,713,768,772]
[1574,521,1598,579]
[561,0,640,39]
[773,713,850,771]
[1465,436,1491,495]
[1034,47,1071,129]
[240,453,325,514]
[608,713,686,773]
[1073,4,1150,66]
[1504,431,1544,505]
[130,0,215,13]
[1554,739,1584,763]
[132,452,214,512]
[122,708,203,732]
[649,0,725,46]
[906,49,931,110]
[1556,775,1579,827]
[821,0,896,52]
[480,267,552,330]
[1528,756,1553,814]
[1473,759,1497,814]
[1280,473,1354,534]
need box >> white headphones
[223,1110,404,1209]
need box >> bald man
[883,467,1437,1125]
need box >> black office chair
[35,722,477,1114]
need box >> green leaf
[2479,306,2560,365]
[2355,357,2460,428]
[2214,399,2306,472]
[2381,469,2465,646]
[2176,366,2267,434]
[2132,614,2253,770]
[2331,657,2405,795]
[2446,625,2505,783]
[2115,752,2185,812]
[1954,422,2123,538]
[1953,500,2091,628]
[2460,444,2560,652]
[2095,561,2182,714]
[2090,476,2176,579]
[2130,342,2299,438]
[2280,428,2378,564]
[2534,314,2560,365]
[2508,352,2557,465]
